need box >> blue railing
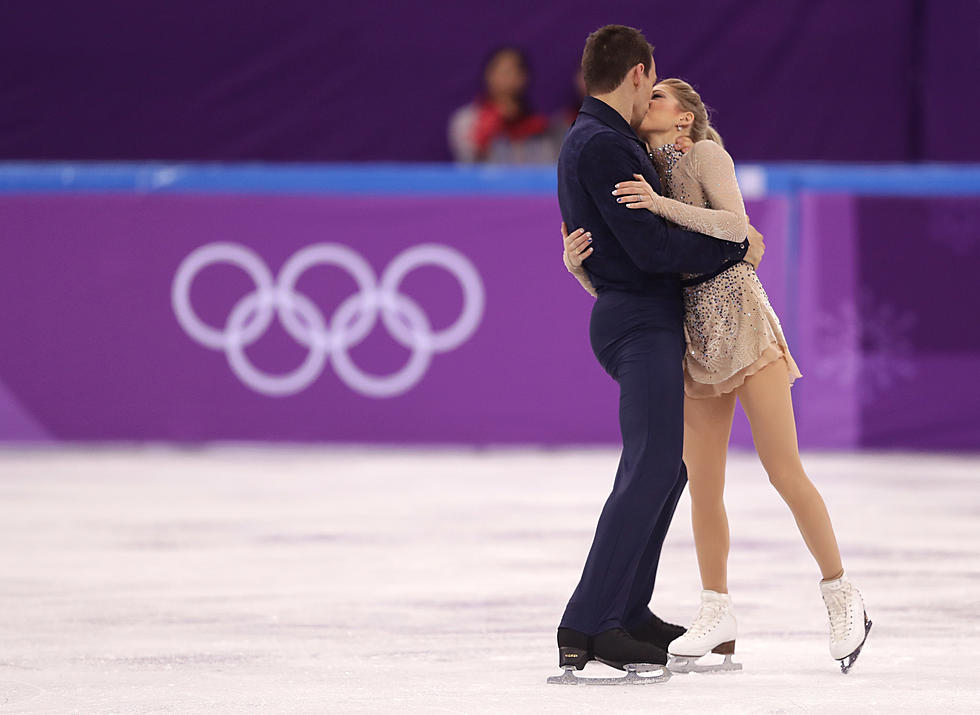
[2,162,980,196]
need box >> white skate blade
[547,663,671,685]
[668,653,742,674]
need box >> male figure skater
[551,25,763,681]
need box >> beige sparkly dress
[648,140,802,398]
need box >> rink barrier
[7,160,973,370]
[2,164,979,449]
[2,162,980,196]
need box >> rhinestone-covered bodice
[649,144,690,205]
[642,140,802,397]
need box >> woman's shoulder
[689,140,735,175]
[690,139,731,160]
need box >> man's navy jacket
[558,96,748,298]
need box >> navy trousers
[560,290,689,634]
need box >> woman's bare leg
[736,358,844,580]
[683,391,737,593]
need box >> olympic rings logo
[171,243,485,398]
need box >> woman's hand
[561,221,592,271]
[674,135,694,153]
[611,174,659,211]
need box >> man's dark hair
[581,25,654,95]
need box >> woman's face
[484,51,528,99]
[638,83,684,135]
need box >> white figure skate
[820,573,872,673]
[667,590,742,674]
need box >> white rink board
[1,448,978,713]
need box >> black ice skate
[627,612,686,651]
[547,628,671,685]
[554,627,593,670]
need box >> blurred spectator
[549,67,587,151]
[448,46,554,164]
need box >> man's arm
[580,132,748,274]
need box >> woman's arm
[561,224,598,298]
[612,142,748,242]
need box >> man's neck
[590,91,635,129]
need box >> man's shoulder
[562,117,615,163]
[567,120,638,161]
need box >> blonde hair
[658,78,724,148]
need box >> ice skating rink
[1,447,978,714]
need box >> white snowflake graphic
[814,290,917,404]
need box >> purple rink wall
[1,164,979,450]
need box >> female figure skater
[560,78,871,673]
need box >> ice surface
[0,447,978,713]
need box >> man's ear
[631,63,645,88]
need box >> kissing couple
[550,24,871,685]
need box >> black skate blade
[547,664,671,685]
[839,616,873,674]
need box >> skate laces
[687,599,727,638]
[823,587,850,641]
